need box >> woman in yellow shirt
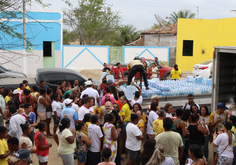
[152,110,166,138]
[82,113,91,136]
[133,103,147,123]
[3,89,12,105]
[136,110,145,133]
[119,95,132,160]
[170,64,182,80]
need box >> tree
[112,24,140,46]
[169,9,196,24]
[63,0,121,45]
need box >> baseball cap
[13,89,21,95]
[85,80,93,86]
[217,102,228,109]
[64,98,73,106]
[107,79,114,85]
[151,95,159,100]
[224,121,233,130]
[11,149,30,163]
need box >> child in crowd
[88,115,103,165]
[75,121,92,165]
[7,137,20,163]
[98,148,116,165]
[34,122,52,165]
[125,114,143,165]
[0,126,11,165]
[83,113,92,136]
[17,108,25,115]
[22,102,36,144]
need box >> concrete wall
[144,35,176,67]
[62,45,109,71]
[123,46,169,63]
[176,18,236,71]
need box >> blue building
[0,11,63,76]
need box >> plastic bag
[226,95,235,115]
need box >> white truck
[212,47,236,111]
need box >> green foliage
[169,9,196,24]
[112,24,140,46]
[63,0,121,45]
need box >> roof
[142,23,177,35]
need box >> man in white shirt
[51,94,62,134]
[182,94,200,111]
[7,105,26,139]
[78,97,94,121]
[80,80,99,106]
[130,83,142,106]
[0,86,6,126]
[126,114,143,165]
[88,115,103,165]
[155,118,183,164]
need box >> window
[45,73,65,85]
[65,74,85,87]
[43,41,52,57]
[145,60,155,67]
[182,40,193,56]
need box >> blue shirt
[37,85,49,92]
[60,106,78,129]
[22,112,36,131]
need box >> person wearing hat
[80,80,99,106]
[213,121,235,165]
[209,102,229,164]
[8,149,31,165]
[60,98,79,132]
[127,57,149,90]
[0,86,6,126]
[12,89,21,110]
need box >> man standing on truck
[113,62,124,80]
[182,94,200,111]
[127,57,149,90]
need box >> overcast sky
[29,0,236,31]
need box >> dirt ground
[79,69,102,80]
[32,121,213,165]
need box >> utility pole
[197,6,199,19]
[23,0,27,75]
[23,0,26,49]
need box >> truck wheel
[164,73,171,80]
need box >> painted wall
[144,35,176,47]
[176,18,236,71]
[0,11,63,76]
[123,46,169,64]
[62,45,109,71]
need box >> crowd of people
[0,68,235,165]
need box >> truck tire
[163,71,171,80]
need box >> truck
[108,58,173,80]
[212,46,236,111]
[0,68,99,93]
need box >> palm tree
[112,25,140,46]
[169,9,196,24]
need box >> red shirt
[113,68,124,79]
[116,99,123,111]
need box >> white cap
[13,89,21,95]
[85,80,93,86]
[64,98,73,106]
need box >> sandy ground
[79,69,102,80]
[32,121,213,165]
